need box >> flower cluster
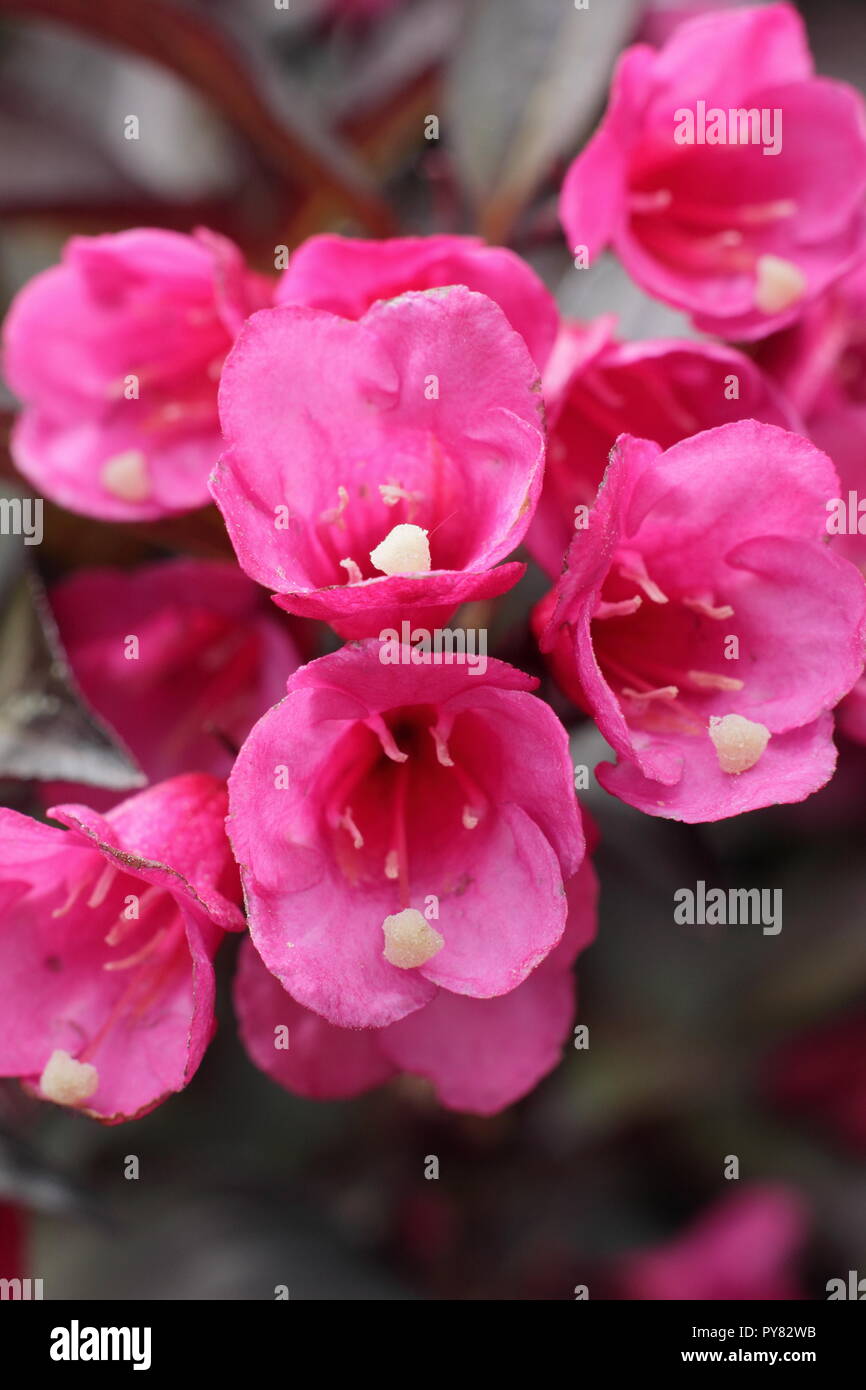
[1,3,864,1123]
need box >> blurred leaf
[445,0,639,243]
[0,1119,99,1219]
[0,532,145,789]
[0,95,131,210]
[555,251,700,340]
[330,0,462,122]
[38,501,235,570]
[0,0,397,235]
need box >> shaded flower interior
[309,444,472,587]
[319,702,493,918]
[592,550,767,766]
[550,355,709,511]
[131,605,261,756]
[39,848,190,1076]
[628,139,803,309]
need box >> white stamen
[52,877,86,919]
[740,199,796,225]
[430,726,454,767]
[622,685,678,702]
[596,596,643,620]
[755,255,806,315]
[370,523,431,576]
[618,555,668,604]
[630,188,672,213]
[687,670,744,691]
[340,806,364,850]
[709,713,770,774]
[462,806,480,829]
[103,928,167,971]
[382,908,444,969]
[366,714,409,763]
[683,596,734,621]
[379,482,422,508]
[39,1050,99,1107]
[339,558,364,585]
[105,885,162,945]
[385,850,400,880]
[101,450,150,502]
[321,485,350,526]
[86,862,116,909]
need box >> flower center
[50,856,185,1064]
[628,166,805,313]
[594,551,770,773]
[323,707,491,962]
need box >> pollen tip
[370,523,431,576]
[339,557,364,585]
[39,1049,99,1107]
[755,255,806,315]
[101,449,150,503]
[708,713,770,774]
[382,908,443,969]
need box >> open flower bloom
[756,264,866,742]
[210,286,546,638]
[227,643,585,1029]
[530,318,799,576]
[537,420,866,822]
[2,227,271,520]
[234,857,597,1116]
[560,4,866,340]
[46,559,302,810]
[0,774,243,1122]
[276,233,559,368]
[617,1186,807,1300]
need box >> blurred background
[0,0,864,1301]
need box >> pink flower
[537,420,866,822]
[617,1186,807,1300]
[560,4,866,340]
[0,774,243,1122]
[3,228,272,520]
[531,318,799,576]
[210,286,545,639]
[276,234,559,368]
[45,559,303,811]
[756,264,866,490]
[233,858,597,1116]
[226,643,585,1029]
[755,265,866,742]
